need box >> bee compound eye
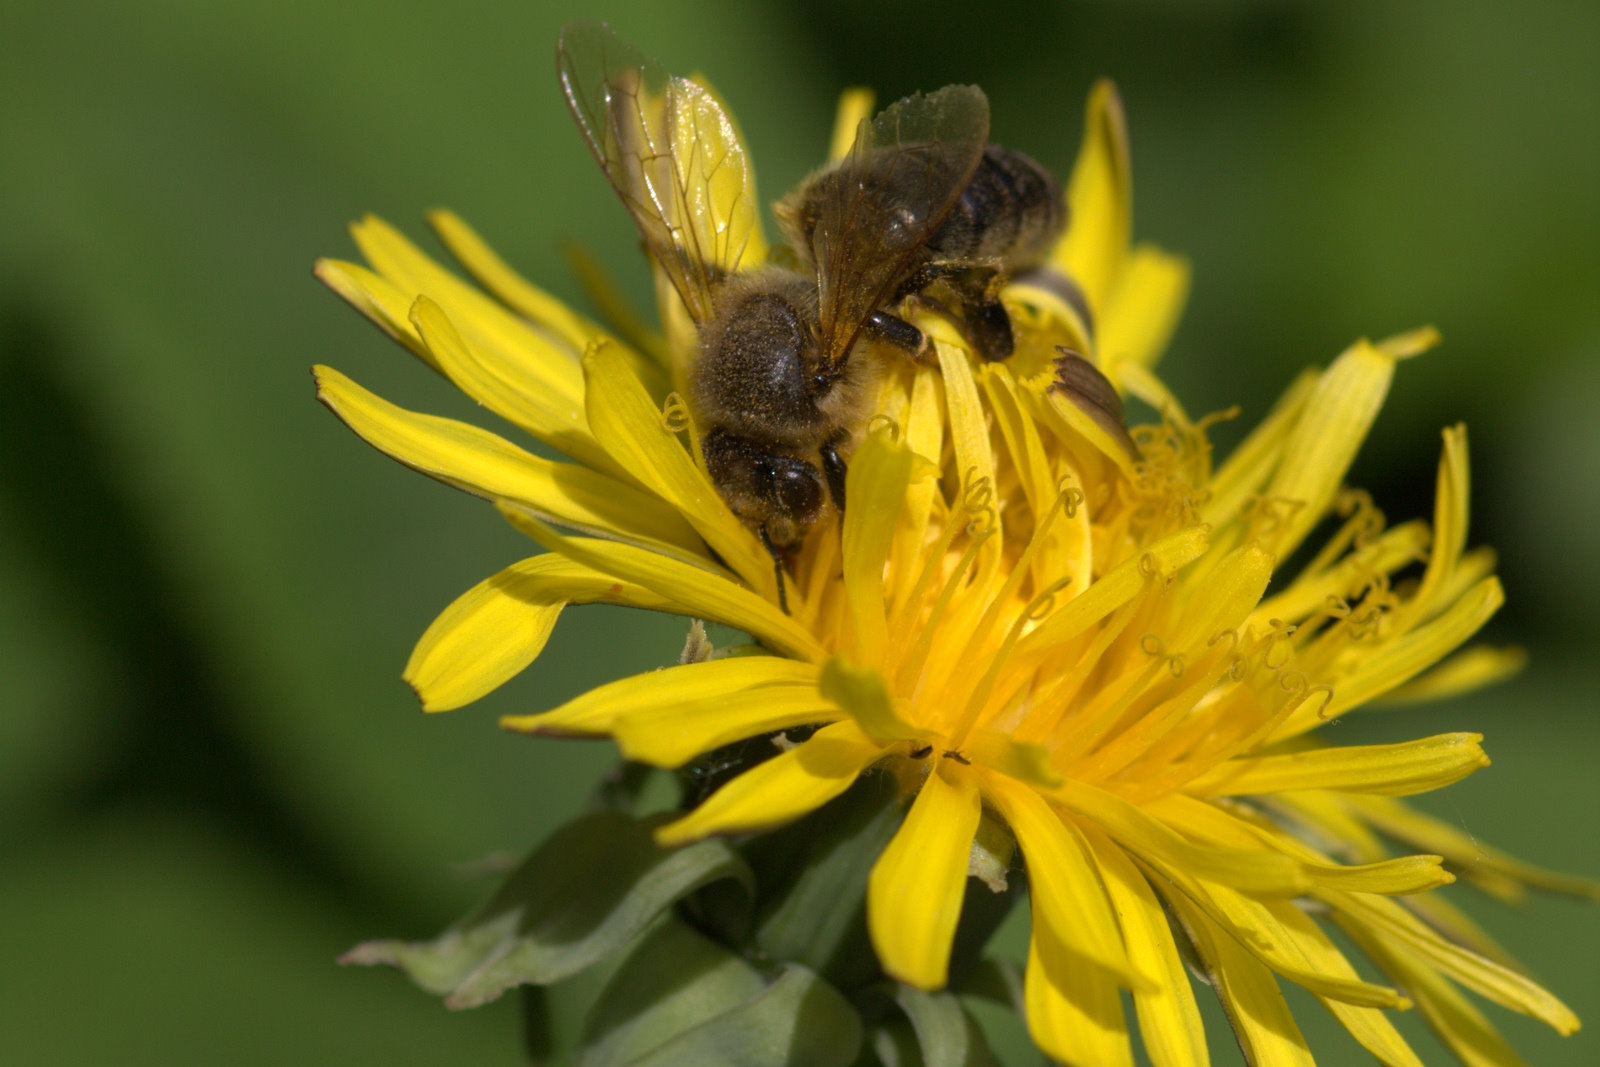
[761,458,823,521]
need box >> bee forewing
[557,21,758,325]
[813,84,991,366]
[858,83,990,158]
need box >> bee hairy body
[692,272,839,447]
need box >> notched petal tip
[400,674,434,714]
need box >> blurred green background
[2,0,1595,1062]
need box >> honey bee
[558,23,1075,605]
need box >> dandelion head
[318,30,1593,1065]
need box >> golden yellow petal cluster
[315,79,1592,1066]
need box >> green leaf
[747,772,907,991]
[956,958,1025,1014]
[866,985,995,1067]
[342,811,752,1008]
[576,919,766,1065]
[588,760,659,814]
[578,920,861,1067]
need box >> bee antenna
[757,525,791,615]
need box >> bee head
[701,429,824,547]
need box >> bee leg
[936,266,1013,361]
[757,524,791,615]
[864,309,927,361]
[963,294,1015,361]
[819,436,848,516]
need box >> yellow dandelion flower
[315,45,1593,1066]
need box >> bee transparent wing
[557,21,759,324]
[813,84,990,367]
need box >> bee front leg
[864,309,931,363]
[819,436,848,516]
[943,265,1014,361]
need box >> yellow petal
[1055,79,1131,319]
[828,88,875,161]
[935,331,999,504]
[1038,373,1140,480]
[406,294,637,485]
[1263,900,1423,1067]
[350,214,579,369]
[1250,520,1431,627]
[1373,644,1527,706]
[1403,424,1471,625]
[655,720,883,846]
[1006,279,1093,357]
[1260,338,1396,560]
[1343,794,1600,899]
[1149,794,1452,896]
[425,209,600,356]
[1097,244,1190,371]
[868,762,982,990]
[312,364,703,560]
[981,364,1078,585]
[1079,826,1211,1067]
[1399,890,1520,969]
[1024,923,1133,1067]
[1375,324,1442,359]
[1204,368,1318,529]
[1262,788,1389,861]
[1322,889,1580,1034]
[901,363,947,509]
[985,775,1138,985]
[349,216,610,465]
[1310,855,1456,896]
[1127,826,1405,1008]
[581,340,778,598]
[818,658,928,745]
[1172,543,1276,653]
[614,685,839,768]
[1161,890,1316,1067]
[1188,733,1489,797]
[966,730,1062,789]
[405,555,674,712]
[1346,922,1530,1067]
[1016,525,1210,660]
[1047,778,1306,897]
[314,258,433,365]
[499,506,824,663]
[1307,577,1504,726]
[842,429,917,665]
[501,655,819,740]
